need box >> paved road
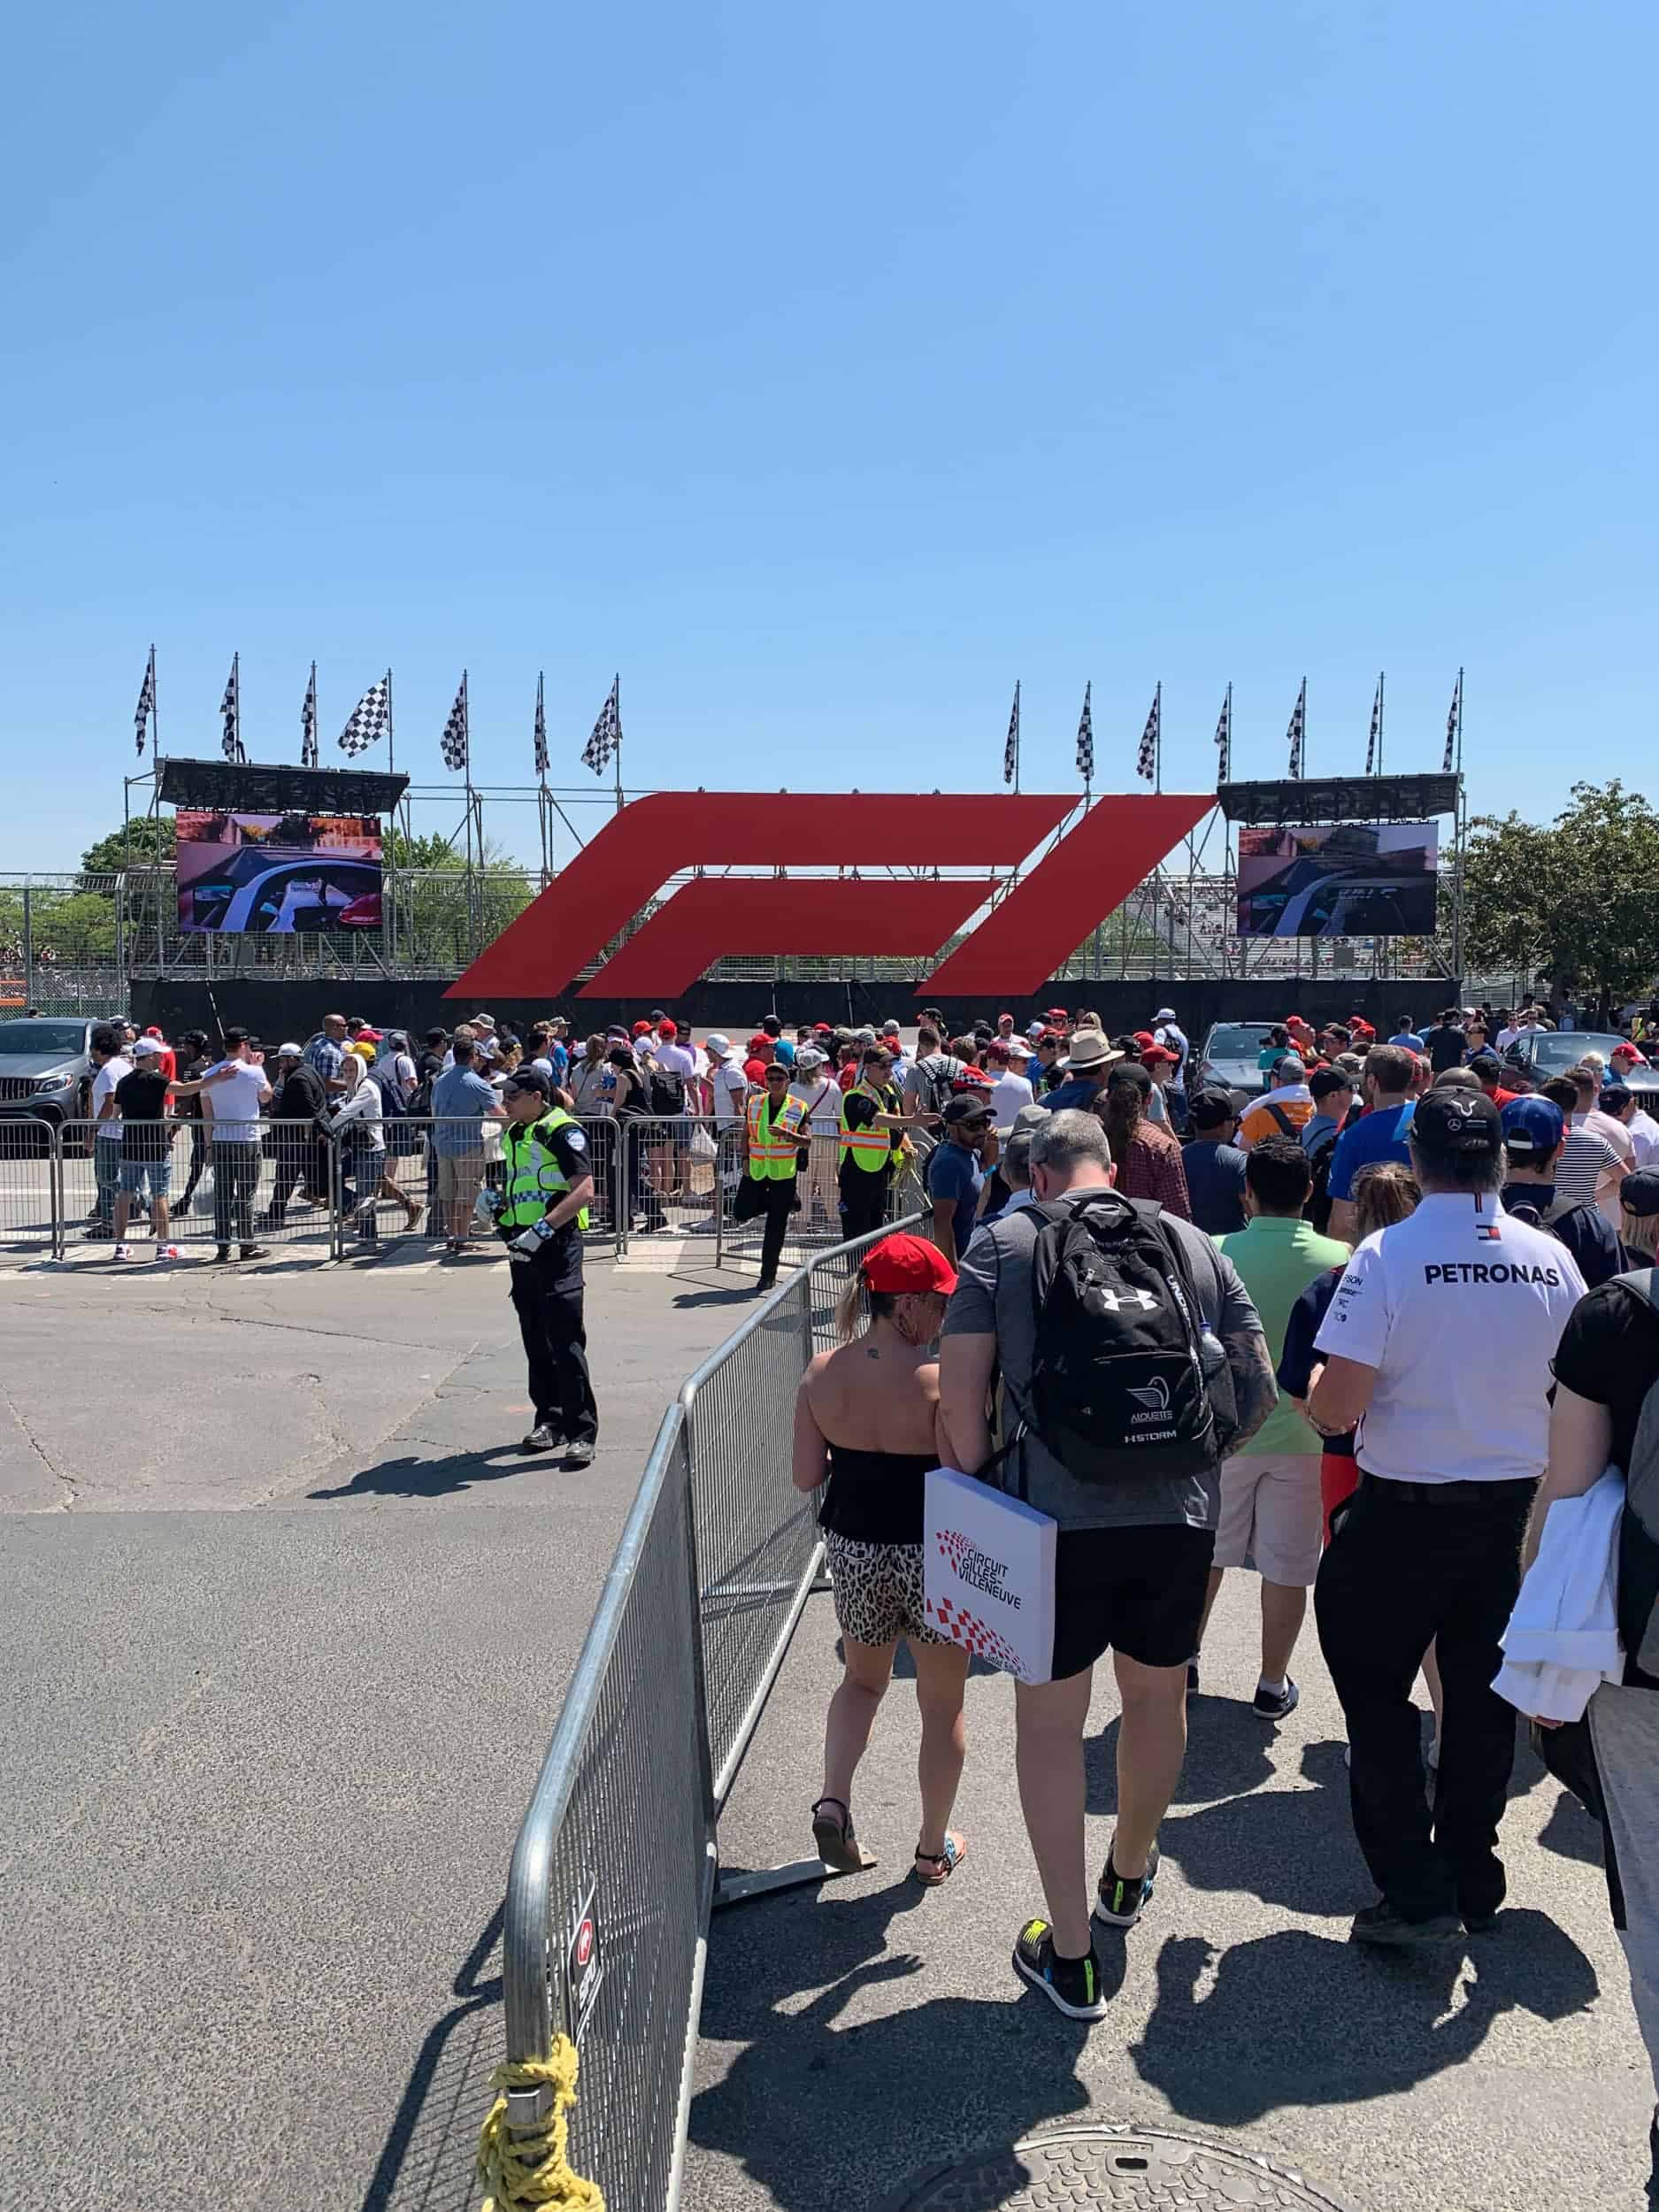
[0,1240,753,2212]
[689,1580,1655,2212]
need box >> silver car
[1504,1030,1659,1102]
[1191,1021,1279,1103]
[0,1017,97,1133]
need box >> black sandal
[811,1796,874,1874]
[913,1832,967,1887]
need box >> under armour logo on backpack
[1097,1286,1159,1313]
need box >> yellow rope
[476,2037,604,2210]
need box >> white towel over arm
[1493,1469,1625,1724]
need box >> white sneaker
[113,1242,133,1261]
[156,1243,181,1262]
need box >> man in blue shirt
[1387,1012,1426,1052]
[927,1094,993,1267]
[1182,1087,1249,1237]
[303,1013,347,1094]
[1041,1028,1124,1115]
[432,1037,507,1252]
[1325,1044,1417,1245]
[1302,1066,1357,1160]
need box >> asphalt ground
[689,1578,1656,2212]
[0,1236,752,2212]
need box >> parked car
[0,1017,97,1135]
[1504,1030,1659,1102]
[1190,1021,1279,1103]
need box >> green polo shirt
[1215,1213,1352,1455]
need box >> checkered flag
[1286,678,1306,778]
[338,674,390,756]
[1075,682,1094,787]
[583,674,621,777]
[1136,684,1160,784]
[534,672,549,779]
[219,654,243,763]
[1443,669,1462,773]
[1213,686,1232,783]
[1366,673,1382,775]
[440,673,469,773]
[1002,681,1021,787]
[301,664,319,768]
[134,646,156,757]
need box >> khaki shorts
[1213,1452,1324,1586]
[434,1152,485,1205]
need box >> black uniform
[503,1118,599,1448]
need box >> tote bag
[923,1464,1057,1685]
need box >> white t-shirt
[91,1056,133,1139]
[654,1041,697,1083]
[204,1060,270,1142]
[1313,1194,1586,1485]
[790,1078,841,1137]
[988,1071,1035,1129]
[1627,1106,1659,1167]
[710,1059,749,1127]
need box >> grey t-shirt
[941,1187,1265,1534]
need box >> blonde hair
[1622,1206,1659,1259]
[1579,1050,1606,1075]
[1351,1160,1420,1240]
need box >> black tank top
[818,1444,939,1547]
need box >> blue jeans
[93,1141,122,1227]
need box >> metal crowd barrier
[712,1126,927,1274]
[496,1213,922,2211]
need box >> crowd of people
[788,994,1659,2204]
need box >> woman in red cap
[793,1233,971,1886]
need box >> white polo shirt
[1313,1193,1586,1485]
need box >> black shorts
[1048,1523,1217,1679]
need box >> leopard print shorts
[825,1533,949,1650]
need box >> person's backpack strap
[1263,1102,1298,1141]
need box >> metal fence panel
[57,1120,339,1261]
[502,1407,711,2208]
[340,1115,626,1255]
[715,1130,928,1277]
[613,1115,722,1252]
[0,1118,59,1254]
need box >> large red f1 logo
[446,789,1210,1001]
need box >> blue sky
[3,0,1654,871]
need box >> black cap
[1467,1051,1501,1079]
[1411,1088,1502,1158]
[503,1067,551,1099]
[1189,1086,1239,1130]
[1310,1066,1356,1102]
[1621,1168,1659,1217]
[943,1093,994,1126]
[1601,1084,1632,1111]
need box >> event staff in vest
[1307,1088,1586,1947]
[838,1045,918,1242]
[496,1067,599,1463]
[747,1061,806,1292]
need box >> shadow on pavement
[692,1876,1094,2212]
[1129,1906,1598,2125]
[309,1448,549,1501]
[356,1905,503,2212]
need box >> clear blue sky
[4,0,1654,871]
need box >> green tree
[80,815,177,880]
[1462,779,1659,1011]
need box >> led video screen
[176,811,383,934]
[1236,821,1439,939]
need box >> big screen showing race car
[176,811,383,934]
[1235,821,1439,939]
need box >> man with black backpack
[940,1109,1276,2021]
[1499,1096,1625,1287]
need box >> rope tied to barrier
[476,2037,604,2210]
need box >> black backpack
[1305,1125,1339,1234]
[1021,1191,1217,1485]
[648,1062,687,1118]
[369,1058,410,1120]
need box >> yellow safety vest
[500,1109,591,1232]
[838,1085,890,1173]
[745,1093,800,1181]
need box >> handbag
[923,1464,1057,1684]
[689,1123,718,1162]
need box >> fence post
[50,1124,65,1261]
[327,1136,345,1260]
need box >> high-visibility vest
[839,1087,890,1173]
[500,1109,590,1232]
[745,1093,800,1181]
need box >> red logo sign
[574,1917,595,1970]
[447,788,1209,1001]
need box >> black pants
[265,1135,321,1223]
[838,1165,888,1242]
[211,1142,261,1248]
[1315,1473,1536,1924]
[508,1233,598,1444]
[757,1178,797,1287]
[180,1121,208,1203]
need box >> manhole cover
[895,2124,1355,2209]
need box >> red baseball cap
[1133,1030,1156,1049]
[657,1020,677,1039]
[1142,1043,1178,1066]
[632,1019,653,1036]
[743,1057,768,1084]
[862,1233,957,1296]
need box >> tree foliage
[81,815,176,879]
[1463,780,1659,1007]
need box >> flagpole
[1155,680,1163,795]
[386,666,396,779]
[613,673,623,818]
[1378,670,1385,777]
[150,645,158,757]
[1015,680,1021,796]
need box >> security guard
[746,1062,805,1291]
[497,1067,599,1461]
[838,1044,921,1242]
[1308,1089,1586,1946]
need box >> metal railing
[496,1215,921,2210]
